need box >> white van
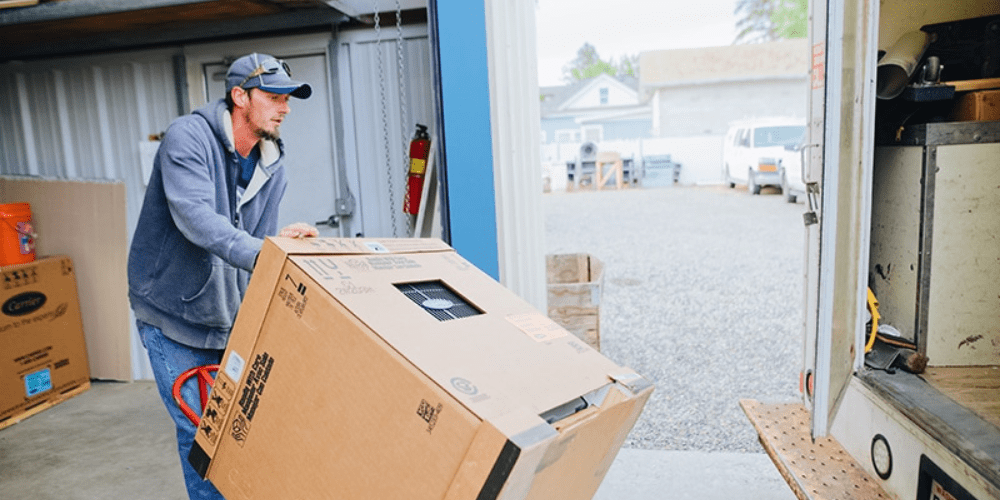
[722,118,806,202]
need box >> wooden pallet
[0,381,90,431]
[594,152,625,190]
[740,399,892,500]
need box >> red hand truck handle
[172,364,219,426]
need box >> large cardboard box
[949,89,1000,122]
[190,238,652,499]
[0,256,90,430]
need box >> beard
[257,126,280,141]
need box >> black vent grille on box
[395,281,482,321]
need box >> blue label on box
[24,368,52,397]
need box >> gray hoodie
[128,99,287,349]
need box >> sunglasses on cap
[239,57,293,89]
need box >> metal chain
[395,1,408,155]
[395,0,412,236]
[374,3,398,236]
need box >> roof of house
[540,80,589,115]
[639,39,809,89]
[539,74,641,117]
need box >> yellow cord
[865,288,880,353]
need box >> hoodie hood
[193,99,282,170]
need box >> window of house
[555,129,581,143]
[599,87,609,105]
[582,126,603,143]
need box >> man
[128,53,317,499]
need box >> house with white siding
[539,74,651,146]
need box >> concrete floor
[0,381,796,499]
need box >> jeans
[137,320,225,500]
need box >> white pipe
[876,31,930,100]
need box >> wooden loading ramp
[740,399,891,500]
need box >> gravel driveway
[544,185,805,452]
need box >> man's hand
[279,222,319,238]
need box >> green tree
[734,0,776,44]
[616,53,639,79]
[773,0,808,39]
[734,0,806,44]
[562,43,639,83]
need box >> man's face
[242,88,291,141]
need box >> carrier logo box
[0,256,90,429]
[190,238,652,499]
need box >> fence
[540,136,725,189]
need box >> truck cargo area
[743,2,1000,499]
[863,110,1000,499]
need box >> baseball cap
[226,53,312,99]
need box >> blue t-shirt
[236,146,260,189]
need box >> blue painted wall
[430,0,499,280]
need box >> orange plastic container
[0,202,36,266]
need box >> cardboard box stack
[546,253,604,351]
[0,256,90,430]
[190,238,652,499]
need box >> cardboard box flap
[264,237,452,257]
[288,250,626,423]
[608,370,654,396]
[522,378,654,499]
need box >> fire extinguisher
[404,124,431,215]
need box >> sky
[534,0,740,87]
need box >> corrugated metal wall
[484,0,548,311]
[0,50,179,233]
[0,49,183,381]
[336,26,435,239]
